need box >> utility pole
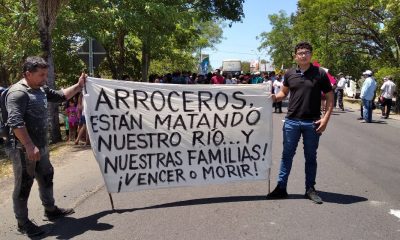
[199,47,202,74]
[88,37,94,76]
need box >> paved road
[1,103,399,240]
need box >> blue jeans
[277,118,321,190]
[362,98,372,122]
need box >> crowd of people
[356,71,397,123]
[146,69,286,113]
[143,67,397,121]
[145,69,282,86]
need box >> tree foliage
[58,0,243,81]
[0,0,40,86]
[241,61,250,73]
[258,11,296,69]
[259,0,400,82]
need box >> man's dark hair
[23,56,49,74]
[294,42,313,54]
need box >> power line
[209,50,266,56]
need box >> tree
[241,61,250,73]
[135,0,245,81]
[37,0,69,143]
[0,1,40,86]
[294,0,400,73]
[260,0,400,79]
[66,0,244,81]
[258,11,296,69]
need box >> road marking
[389,209,400,220]
[369,200,385,206]
[72,184,105,208]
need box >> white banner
[84,77,273,193]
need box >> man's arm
[380,82,386,91]
[272,85,289,102]
[13,127,40,161]
[315,91,334,133]
[62,73,86,100]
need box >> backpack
[0,87,10,139]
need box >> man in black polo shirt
[268,42,333,204]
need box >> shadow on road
[319,191,368,204]
[287,191,368,204]
[37,192,367,238]
[40,195,267,239]
[41,211,114,239]
[136,195,268,210]
[370,120,387,124]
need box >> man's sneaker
[267,184,288,199]
[44,206,75,221]
[305,188,323,204]
[17,220,45,237]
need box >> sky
[206,0,298,69]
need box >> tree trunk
[395,36,400,67]
[0,65,10,87]
[117,31,126,79]
[39,26,62,143]
[104,46,118,79]
[141,41,150,82]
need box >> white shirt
[381,80,396,99]
[273,80,283,95]
[225,78,237,84]
[337,77,347,89]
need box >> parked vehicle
[222,59,241,75]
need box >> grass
[0,158,12,178]
[0,141,68,178]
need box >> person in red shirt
[211,69,225,84]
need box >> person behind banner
[272,75,283,113]
[336,73,346,111]
[5,56,86,237]
[269,42,334,204]
[65,98,79,142]
[360,70,377,123]
[75,92,90,146]
[211,69,225,84]
[379,76,396,119]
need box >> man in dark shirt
[6,56,86,237]
[268,42,334,204]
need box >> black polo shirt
[283,64,332,120]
